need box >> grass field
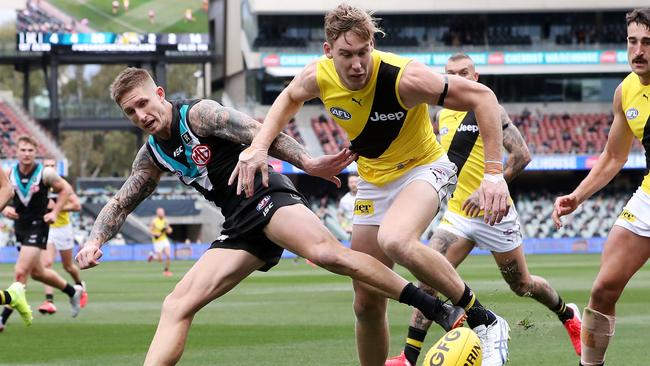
[1,253,648,365]
[47,0,208,34]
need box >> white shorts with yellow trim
[153,238,171,253]
[437,208,522,253]
[614,188,650,237]
[49,224,75,251]
[352,156,457,226]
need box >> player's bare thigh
[379,180,441,246]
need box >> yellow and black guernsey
[621,72,650,194]
[317,50,444,186]
[439,109,510,217]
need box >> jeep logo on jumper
[330,107,351,120]
[369,111,405,122]
[457,124,479,133]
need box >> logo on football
[423,327,482,366]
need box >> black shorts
[15,220,50,249]
[210,174,308,271]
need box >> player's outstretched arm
[399,61,509,225]
[188,97,355,197]
[77,146,162,269]
[552,84,633,228]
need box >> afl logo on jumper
[626,108,639,120]
[191,144,211,166]
[330,107,351,120]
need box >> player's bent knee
[590,280,623,307]
[14,268,29,282]
[377,233,413,263]
[353,291,388,321]
[509,280,534,297]
[161,292,195,320]
[63,263,77,273]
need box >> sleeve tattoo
[89,146,161,244]
[189,100,310,170]
[501,108,532,182]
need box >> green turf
[47,0,207,33]
[0,254,647,365]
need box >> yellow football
[422,327,482,366]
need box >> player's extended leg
[144,248,264,366]
[492,245,581,355]
[378,181,465,302]
[351,224,392,366]
[60,248,82,284]
[162,246,172,276]
[388,230,475,366]
[380,181,508,366]
[60,248,88,308]
[580,226,650,366]
[264,204,455,366]
[39,243,58,314]
[31,253,83,317]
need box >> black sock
[62,284,76,298]
[454,284,495,328]
[1,291,11,305]
[399,283,443,321]
[46,294,54,303]
[1,306,14,324]
[404,326,427,365]
[552,296,574,322]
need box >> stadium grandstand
[1,0,649,364]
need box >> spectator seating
[0,102,54,158]
[511,112,643,154]
[311,115,348,155]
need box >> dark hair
[626,8,650,29]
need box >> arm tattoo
[89,146,160,245]
[502,114,532,182]
[189,100,310,169]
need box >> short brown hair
[110,67,156,104]
[324,3,384,44]
[16,135,38,149]
[626,8,650,29]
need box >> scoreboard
[17,32,210,53]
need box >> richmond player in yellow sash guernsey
[436,109,522,251]
[317,50,457,225]
[614,71,650,235]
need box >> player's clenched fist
[76,245,103,269]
